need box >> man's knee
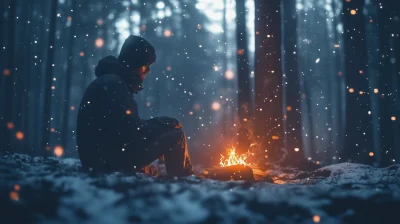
[161,127,184,141]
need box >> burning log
[205,165,254,181]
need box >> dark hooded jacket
[77,37,176,172]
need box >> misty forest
[1,0,400,223]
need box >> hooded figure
[77,35,193,176]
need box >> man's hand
[154,116,182,129]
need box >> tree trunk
[221,0,229,136]
[1,0,17,153]
[331,0,347,162]
[281,0,303,164]
[236,0,252,154]
[378,0,399,165]
[254,0,284,161]
[392,1,400,163]
[31,2,48,152]
[19,1,34,153]
[0,0,5,150]
[342,0,373,163]
[0,0,4,88]
[61,0,77,152]
[363,0,382,165]
[40,0,58,154]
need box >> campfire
[219,147,252,168]
[204,147,257,181]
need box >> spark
[16,132,24,140]
[54,146,64,157]
[313,215,321,223]
[212,102,221,111]
[95,38,104,48]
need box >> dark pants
[128,128,193,176]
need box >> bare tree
[281,0,303,164]
[342,0,373,163]
[61,0,78,151]
[1,0,17,153]
[40,0,58,154]
[377,0,399,165]
[254,0,284,161]
[235,0,252,154]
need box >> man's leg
[129,128,193,176]
[162,128,193,176]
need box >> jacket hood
[118,35,156,69]
[94,55,143,94]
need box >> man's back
[77,74,140,171]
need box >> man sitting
[77,35,193,176]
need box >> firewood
[205,165,254,181]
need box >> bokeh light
[95,38,104,48]
[16,131,24,140]
[54,145,64,157]
[212,102,221,111]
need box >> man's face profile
[136,64,151,81]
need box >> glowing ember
[9,191,19,201]
[16,131,24,140]
[3,69,10,76]
[313,215,321,223]
[95,38,104,48]
[225,70,234,80]
[164,29,172,37]
[54,145,64,157]
[7,122,14,130]
[220,147,251,167]
[369,152,374,157]
[212,102,221,111]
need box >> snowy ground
[1,152,400,224]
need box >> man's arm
[99,76,180,142]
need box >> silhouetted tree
[254,0,284,161]
[236,0,252,154]
[342,0,373,163]
[281,0,303,164]
[377,0,399,165]
[40,0,58,154]
[1,0,17,153]
[61,0,78,150]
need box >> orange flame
[220,147,251,167]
